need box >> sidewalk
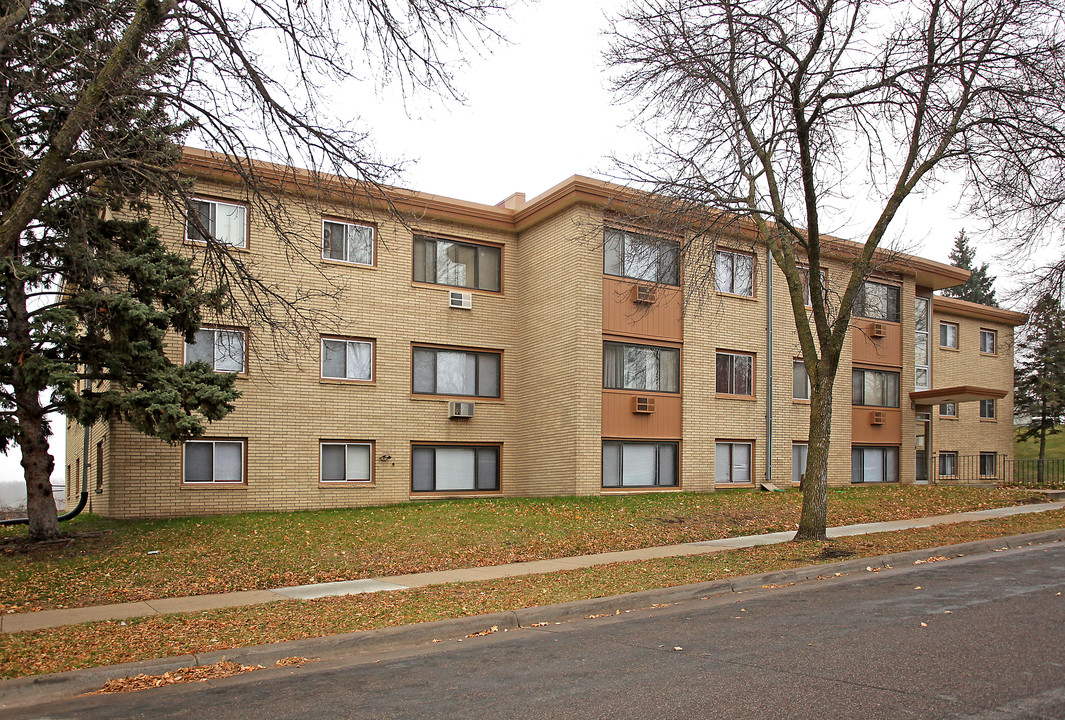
[3,501,1063,635]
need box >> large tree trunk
[4,266,61,540]
[795,364,837,541]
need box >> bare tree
[0,0,507,540]
[607,0,1065,539]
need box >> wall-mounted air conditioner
[448,401,475,418]
[872,322,887,338]
[632,285,657,305]
[632,396,656,414]
[449,291,472,310]
[870,410,885,425]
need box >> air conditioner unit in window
[632,396,656,414]
[449,291,472,310]
[448,401,475,418]
[870,410,885,425]
[632,285,657,305]
[871,322,887,338]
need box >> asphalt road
[11,543,1065,719]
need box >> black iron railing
[931,453,1065,488]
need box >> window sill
[410,281,503,297]
[319,481,376,489]
[320,378,376,386]
[979,352,998,358]
[185,239,250,253]
[601,388,679,397]
[939,416,960,421]
[792,399,811,405]
[601,486,682,493]
[322,258,377,270]
[181,482,248,490]
[410,490,503,499]
[716,394,756,401]
[714,482,756,488]
[409,394,504,403]
[939,346,960,352]
[979,418,998,423]
[715,291,757,301]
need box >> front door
[915,411,931,484]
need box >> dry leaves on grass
[88,657,315,695]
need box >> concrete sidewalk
[3,501,1063,635]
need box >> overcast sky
[0,0,1022,499]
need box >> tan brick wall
[72,172,1022,517]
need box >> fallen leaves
[88,657,316,695]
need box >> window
[939,402,958,418]
[915,297,930,390]
[715,250,754,296]
[183,440,244,484]
[603,341,680,393]
[603,228,680,285]
[800,266,827,307]
[980,329,997,355]
[187,198,247,248]
[411,445,499,492]
[792,360,811,400]
[852,368,900,407]
[980,398,996,419]
[851,446,899,483]
[716,352,754,396]
[320,442,372,483]
[854,281,900,322]
[413,346,501,398]
[323,220,374,266]
[979,452,997,478]
[940,322,959,349]
[602,441,679,487]
[715,442,752,483]
[938,451,958,477]
[413,235,501,292]
[185,328,246,374]
[321,338,373,381]
[792,443,808,484]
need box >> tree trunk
[795,367,836,541]
[4,265,61,540]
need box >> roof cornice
[932,295,1028,326]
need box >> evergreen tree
[942,231,999,307]
[1015,292,1065,482]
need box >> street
[9,542,1065,719]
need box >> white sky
[0,0,1024,500]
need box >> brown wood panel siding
[851,407,903,444]
[602,391,682,439]
[602,277,683,342]
[851,321,902,367]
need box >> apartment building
[65,149,1025,517]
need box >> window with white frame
[183,440,244,484]
[716,351,754,396]
[603,228,680,285]
[915,297,930,390]
[939,402,958,418]
[852,368,900,407]
[714,250,754,296]
[854,281,900,322]
[602,441,678,488]
[980,398,996,419]
[851,446,899,483]
[603,341,680,393]
[940,322,959,349]
[320,442,372,483]
[715,442,752,483]
[413,346,501,397]
[938,451,958,477]
[980,329,997,355]
[185,328,245,373]
[792,443,808,484]
[800,266,827,307]
[187,199,247,248]
[793,360,811,400]
[321,338,373,381]
[322,220,374,266]
[413,235,501,292]
[979,452,997,477]
[411,445,499,492]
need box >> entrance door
[915,412,931,484]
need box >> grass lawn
[2,506,1064,680]
[0,485,1047,613]
[1014,425,1065,460]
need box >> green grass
[0,485,1043,613]
[1014,425,1065,460]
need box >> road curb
[2,527,1064,710]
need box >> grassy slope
[0,485,1044,613]
[1014,425,1065,460]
